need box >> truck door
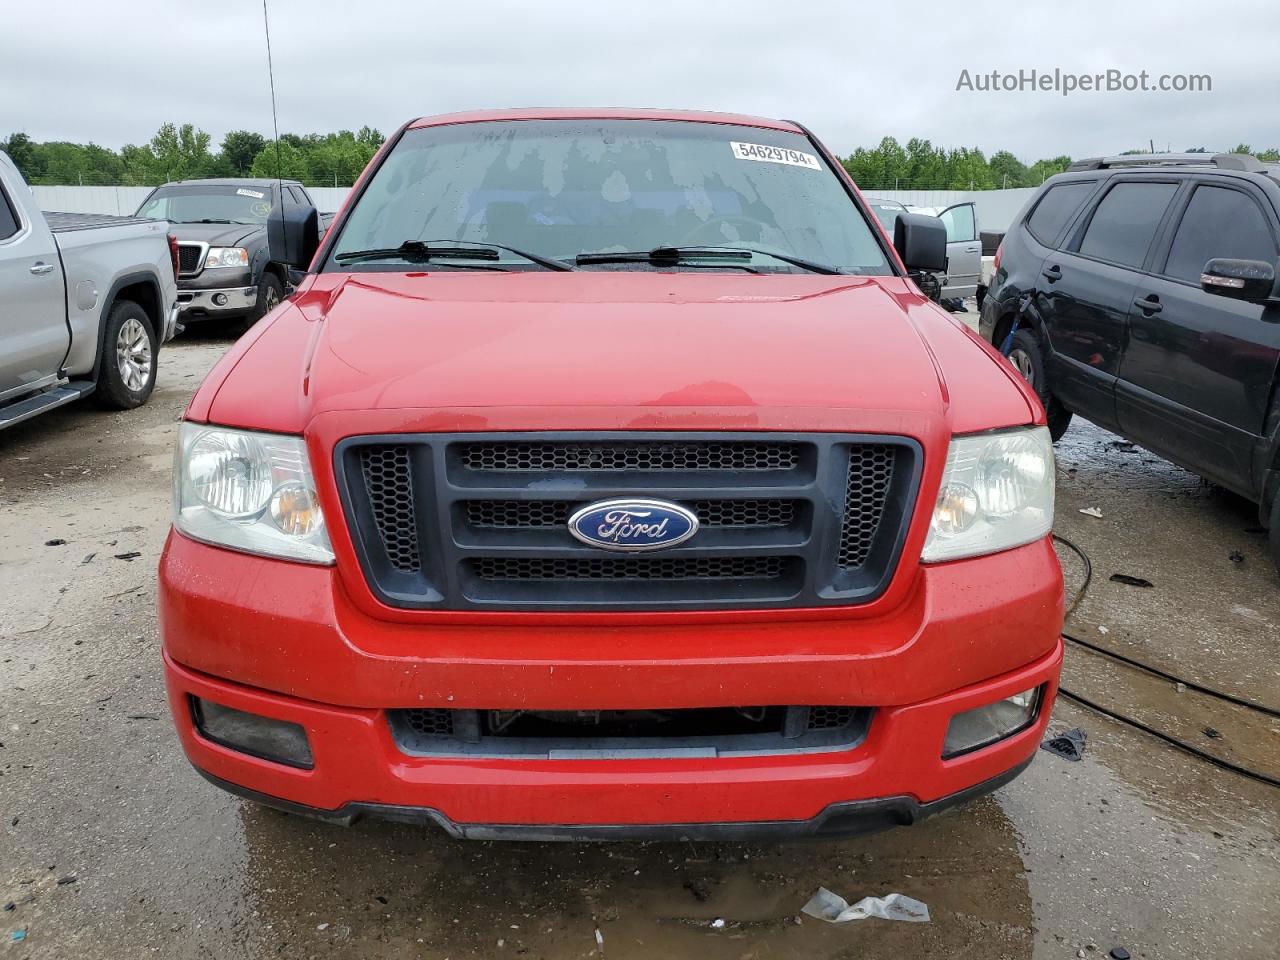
[1116,181,1280,494]
[0,174,69,400]
[938,202,980,298]
[1035,179,1179,432]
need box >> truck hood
[168,222,262,247]
[199,272,1034,436]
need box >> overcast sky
[3,0,1277,160]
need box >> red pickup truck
[159,108,1063,840]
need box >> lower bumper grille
[336,432,921,611]
[390,705,873,758]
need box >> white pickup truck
[0,152,179,430]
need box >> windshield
[866,200,907,233]
[136,184,276,224]
[327,119,892,274]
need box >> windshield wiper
[575,245,843,275]
[175,218,251,225]
[334,240,574,271]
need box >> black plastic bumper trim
[192,755,1033,841]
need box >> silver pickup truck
[0,152,179,431]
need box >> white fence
[32,185,1036,232]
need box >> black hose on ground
[1051,532,1280,789]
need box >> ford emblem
[567,498,699,552]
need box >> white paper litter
[1078,507,1104,518]
[801,887,930,923]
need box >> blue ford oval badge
[568,498,699,552]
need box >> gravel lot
[2,327,1278,959]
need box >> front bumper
[177,284,257,319]
[159,531,1063,836]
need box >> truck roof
[406,107,804,133]
[155,177,303,188]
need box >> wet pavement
[2,329,1278,958]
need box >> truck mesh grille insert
[837,445,897,569]
[176,244,203,274]
[807,706,858,730]
[465,499,798,529]
[400,708,453,738]
[471,556,789,581]
[458,441,800,472]
[359,445,421,572]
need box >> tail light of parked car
[167,234,181,279]
[992,242,1003,275]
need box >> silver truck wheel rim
[264,286,280,311]
[117,318,152,393]
[1008,347,1035,386]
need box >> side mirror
[267,200,320,271]
[1200,258,1277,304]
[894,213,948,273]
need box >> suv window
[0,185,19,241]
[1164,185,1277,284]
[1078,181,1177,268]
[940,204,975,243]
[1025,181,1093,245]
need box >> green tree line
[841,136,1280,190]
[0,123,385,187]
[2,125,1277,190]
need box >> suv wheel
[95,300,157,409]
[1008,328,1073,441]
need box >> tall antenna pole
[262,0,282,182]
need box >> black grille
[465,499,798,529]
[459,440,800,472]
[400,708,453,738]
[390,704,873,757]
[471,556,791,582]
[337,433,920,611]
[837,445,897,568]
[807,706,858,730]
[177,244,203,274]
[359,445,421,572]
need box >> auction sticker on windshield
[730,141,821,170]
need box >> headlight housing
[921,426,1054,563]
[174,423,333,563]
[203,246,250,268]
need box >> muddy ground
[2,327,1278,959]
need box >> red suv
[159,109,1063,839]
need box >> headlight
[174,423,333,563]
[921,426,1054,563]
[203,246,250,268]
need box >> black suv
[980,153,1280,570]
[135,178,327,331]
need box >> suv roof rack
[1066,152,1266,173]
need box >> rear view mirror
[267,195,320,272]
[894,213,948,273]
[1201,258,1277,304]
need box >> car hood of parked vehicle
[168,221,264,248]
[190,271,1036,437]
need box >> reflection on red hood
[193,271,1033,437]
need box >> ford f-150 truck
[135,178,331,332]
[159,109,1064,840]
[1,152,179,429]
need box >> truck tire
[247,273,284,328]
[1007,328,1072,441]
[95,300,157,410]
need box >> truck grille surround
[176,243,205,276]
[335,433,921,611]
